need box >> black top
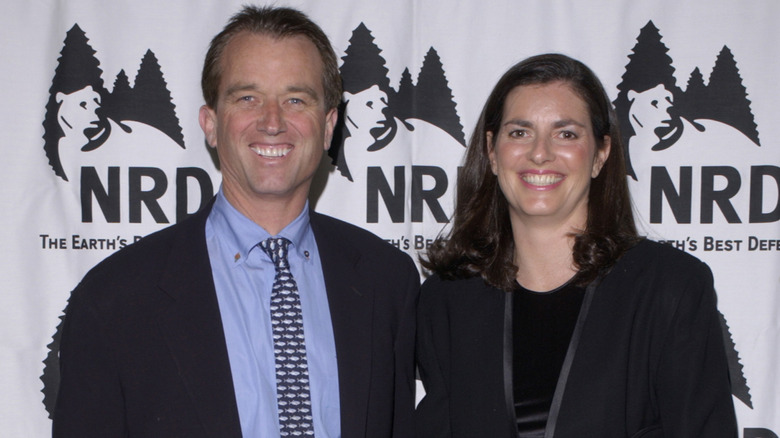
[513,281,585,436]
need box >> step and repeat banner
[1,0,778,435]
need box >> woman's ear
[487,131,498,175]
[592,135,611,178]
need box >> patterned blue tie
[259,237,315,437]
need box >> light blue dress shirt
[205,190,341,437]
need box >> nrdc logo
[42,24,212,224]
[615,21,778,226]
[615,21,780,438]
[316,23,466,226]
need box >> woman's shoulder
[420,273,503,307]
[422,273,493,291]
[606,238,715,302]
[620,238,710,275]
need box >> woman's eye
[508,129,526,138]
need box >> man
[53,6,419,437]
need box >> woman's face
[487,81,610,231]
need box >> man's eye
[289,97,304,105]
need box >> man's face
[200,32,337,211]
[627,84,673,140]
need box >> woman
[414,54,736,437]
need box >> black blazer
[53,201,420,438]
[415,239,737,438]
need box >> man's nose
[257,101,285,135]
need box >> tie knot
[259,237,291,270]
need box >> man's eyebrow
[287,85,320,101]
[224,83,258,97]
[222,84,321,102]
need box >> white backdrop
[1,1,778,436]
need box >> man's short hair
[201,5,342,110]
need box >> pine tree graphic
[617,21,679,96]
[718,311,752,408]
[614,20,680,178]
[42,24,108,180]
[614,21,679,146]
[674,67,706,121]
[393,67,416,122]
[110,69,133,103]
[340,23,391,95]
[332,23,466,180]
[412,48,466,146]
[104,50,185,148]
[691,47,760,146]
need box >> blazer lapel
[544,278,600,438]
[311,214,374,437]
[156,203,243,437]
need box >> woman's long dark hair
[422,54,640,291]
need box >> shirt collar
[209,188,312,265]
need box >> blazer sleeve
[414,277,452,438]
[654,261,737,437]
[53,285,127,437]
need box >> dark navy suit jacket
[54,200,420,438]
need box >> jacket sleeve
[414,278,453,438]
[52,285,127,437]
[654,261,738,438]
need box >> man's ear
[323,107,338,151]
[199,105,217,148]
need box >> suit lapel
[156,203,243,437]
[311,214,374,437]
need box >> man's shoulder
[77,208,208,293]
[310,212,412,263]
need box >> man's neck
[222,188,308,236]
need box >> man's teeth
[251,146,292,157]
[522,173,562,185]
